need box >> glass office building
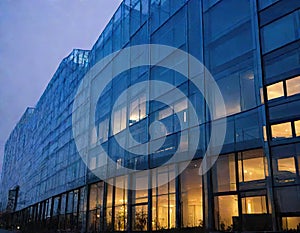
[1,0,300,232]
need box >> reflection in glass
[242,196,267,214]
[286,76,300,97]
[215,195,238,231]
[129,93,146,125]
[113,106,127,134]
[271,122,293,140]
[98,119,109,143]
[267,82,284,100]
[213,154,236,192]
[180,160,203,228]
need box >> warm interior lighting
[215,195,238,230]
[242,196,267,214]
[271,122,293,140]
[267,82,284,100]
[295,120,300,137]
[277,157,296,174]
[282,217,300,230]
[286,76,300,96]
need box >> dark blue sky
[0,0,122,174]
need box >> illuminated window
[180,160,203,228]
[89,182,104,210]
[213,154,236,192]
[282,217,300,231]
[241,196,267,214]
[129,93,146,125]
[271,122,293,140]
[267,82,284,100]
[152,165,176,230]
[295,120,300,137]
[239,149,267,182]
[88,183,103,233]
[214,195,238,231]
[277,157,296,174]
[113,106,127,134]
[132,171,148,231]
[105,179,113,231]
[286,76,300,96]
[114,176,128,231]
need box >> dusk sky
[0,0,122,175]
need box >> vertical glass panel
[67,192,73,213]
[271,122,293,140]
[180,160,203,228]
[115,205,127,231]
[295,120,300,137]
[267,82,284,100]
[239,149,267,182]
[241,196,267,214]
[98,119,109,143]
[89,182,104,210]
[214,195,239,231]
[114,176,128,231]
[105,180,113,231]
[152,165,176,230]
[133,171,148,204]
[133,205,148,231]
[115,176,128,206]
[129,93,146,125]
[113,105,127,134]
[213,154,236,192]
[282,217,300,231]
[286,76,300,96]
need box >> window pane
[267,82,284,100]
[286,76,300,96]
[152,165,176,230]
[295,120,300,137]
[271,122,293,140]
[98,119,109,142]
[133,171,148,204]
[214,195,239,231]
[132,205,148,231]
[239,150,267,182]
[180,160,203,228]
[115,176,128,206]
[213,154,236,192]
[282,217,300,231]
[89,182,104,210]
[262,12,299,53]
[242,196,267,214]
[278,157,296,174]
[115,205,127,231]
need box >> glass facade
[1,0,300,232]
